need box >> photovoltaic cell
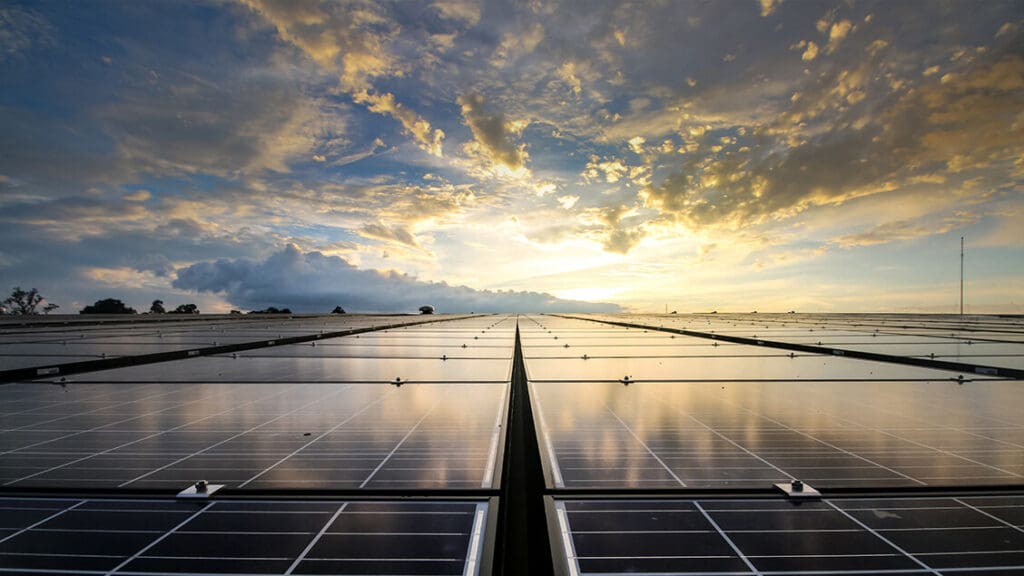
[525,355,976,381]
[0,315,483,371]
[552,496,1024,575]
[54,355,511,382]
[0,497,489,575]
[531,380,1024,488]
[0,382,507,489]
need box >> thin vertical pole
[960,236,964,318]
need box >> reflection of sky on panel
[645,315,1024,344]
[524,315,1021,373]
[0,355,102,370]
[63,356,511,382]
[915,355,1022,370]
[526,356,975,381]
[0,382,507,489]
[0,317,408,343]
[326,336,512,347]
[232,345,510,360]
[0,339,262,368]
[531,380,1024,489]
[523,344,765,359]
[0,315,465,371]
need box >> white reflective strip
[462,504,488,576]
[555,502,580,576]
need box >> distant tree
[80,298,137,314]
[249,306,292,314]
[169,303,199,314]
[3,287,45,315]
[229,309,242,315]
[43,303,59,315]
[419,305,435,314]
[331,306,346,314]
[150,300,166,314]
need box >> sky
[0,0,1021,314]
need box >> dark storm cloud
[173,244,622,313]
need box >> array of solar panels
[0,312,1021,575]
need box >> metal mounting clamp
[774,479,820,500]
[177,480,224,499]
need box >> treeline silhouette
[1,287,349,315]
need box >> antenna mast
[960,236,964,318]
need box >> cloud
[833,212,980,247]
[122,190,151,202]
[790,40,819,61]
[432,0,481,27]
[173,244,622,313]
[758,0,781,17]
[353,90,445,156]
[643,38,1024,233]
[0,6,53,62]
[591,205,645,254]
[458,93,526,170]
[358,221,423,250]
[493,22,545,67]
[239,0,397,91]
[603,227,644,254]
[241,0,445,157]
[99,63,343,178]
[826,19,853,53]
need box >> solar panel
[0,315,477,372]
[0,312,1020,575]
[0,497,490,575]
[0,382,507,489]
[40,355,510,383]
[551,496,1024,575]
[531,379,1024,488]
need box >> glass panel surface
[0,382,506,489]
[0,497,489,575]
[62,356,511,382]
[552,496,1024,575]
[532,380,1024,489]
[526,356,976,381]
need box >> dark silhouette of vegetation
[249,306,292,314]
[43,303,59,314]
[331,306,346,314]
[3,287,46,315]
[229,309,242,315]
[80,298,137,314]
[169,303,199,314]
[150,300,166,314]
[419,305,435,314]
